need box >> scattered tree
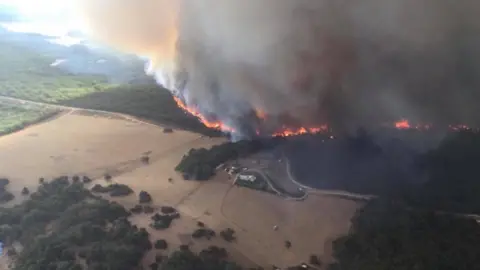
[0,178,10,189]
[139,190,152,203]
[285,240,291,249]
[160,206,176,214]
[220,228,236,242]
[192,228,216,240]
[82,176,93,184]
[104,173,112,181]
[21,187,29,195]
[141,156,150,164]
[91,184,133,197]
[130,205,143,214]
[154,239,168,250]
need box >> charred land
[173,127,480,269]
[177,128,480,215]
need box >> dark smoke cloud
[75,0,480,134]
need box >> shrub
[139,190,152,203]
[285,240,292,249]
[220,228,236,242]
[104,173,112,181]
[141,156,150,164]
[143,205,154,214]
[154,239,168,250]
[21,187,29,195]
[82,176,93,183]
[91,184,133,197]
[0,178,10,189]
[192,228,216,240]
[130,205,143,214]
[0,191,14,203]
[160,206,176,214]
[109,184,134,197]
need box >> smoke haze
[75,0,480,135]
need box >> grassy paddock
[0,41,111,103]
[0,102,60,135]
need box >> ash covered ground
[227,128,466,199]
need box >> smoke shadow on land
[283,130,445,196]
[59,81,223,137]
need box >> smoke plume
[75,0,480,135]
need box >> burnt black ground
[283,130,446,196]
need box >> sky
[0,0,83,33]
[0,0,72,18]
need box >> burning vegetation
[76,0,480,138]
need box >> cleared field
[178,178,360,267]
[0,112,357,268]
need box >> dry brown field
[0,111,360,269]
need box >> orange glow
[173,96,236,133]
[395,119,410,129]
[255,109,267,120]
[174,98,474,136]
[173,96,329,137]
[272,126,328,137]
[393,119,432,130]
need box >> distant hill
[0,23,148,83]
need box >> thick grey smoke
[76,0,480,134]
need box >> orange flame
[174,97,474,137]
[173,96,236,133]
[272,126,328,137]
[395,119,410,129]
[393,119,432,130]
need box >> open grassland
[0,112,356,268]
[0,40,218,136]
[0,102,59,136]
[0,41,110,103]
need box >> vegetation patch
[0,176,153,270]
[0,102,59,136]
[0,41,110,103]
[329,199,480,270]
[91,183,134,197]
[175,138,284,180]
